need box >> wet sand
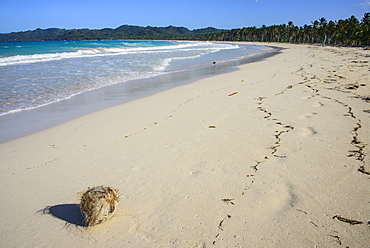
[0,48,278,143]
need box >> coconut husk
[80,186,119,226]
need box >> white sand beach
[0,43,369,247]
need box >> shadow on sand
[40,204,85,227]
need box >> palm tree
[326,21,337,45]
[361,13,370,45]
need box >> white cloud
[358,1,370,6]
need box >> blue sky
[0,0,369,33]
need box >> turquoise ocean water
[0,40,274,116]
[0,40,280,142]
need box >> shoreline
[0,43,369,247]
[0,44,280,143]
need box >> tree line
[0,25,225,42]
[0,13,369,45]
[199,13,370,46]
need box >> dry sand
[0,43,369,247]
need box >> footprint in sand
[298,112,318,119]
[302,95,315,100]
[312,101,324,107]
[300,127,317,136]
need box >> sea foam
[0,40,268,116]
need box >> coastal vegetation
[0,13,369,45]
[0,26,226,42]
[208,13,370,46]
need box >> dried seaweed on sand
[333,215,363,225]
[80,186,119,227]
